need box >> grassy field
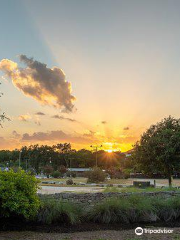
[40,177,87,183]
[39,177,180,187]
[106,178,180,186]
[103,186,180,193]
[39,177,88,187]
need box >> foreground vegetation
[15,195,180,225]
[87,195,180,224]
[2,170,180,230]
[3,190,180,226]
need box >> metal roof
[67,168,91,172]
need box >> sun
[106,149,113,153]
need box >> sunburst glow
[106,149,113,153]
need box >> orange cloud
[0,55,76,112]
[18,114,31,122]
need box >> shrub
[86,197,131,223]
[127,195,157,223]
[51,171,61,178]
[71,172,77,178]
[0,169,40,219]
[28,168,36,176]
[66,179,74,185]
[11,166,20,172]
[153,197,180,222]
[124,173,130,179]
[66,171,76,178]
[66,171,71,177]
[38,199,81,224]
[86,195,156,224]
[87,167,106,183]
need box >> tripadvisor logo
[135,227,173,235]
[135,227,143,235]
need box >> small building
[67,168,91,177]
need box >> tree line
[0,143,128,174]
[1,116,180,186]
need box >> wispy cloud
[52,114,77,122]
[83,130,96,137]
[34,120,41,126]
[35,112,46,116]
[0,55,76,112]
[12,130,21,138]
[18,113,41,126]
[18,114,31,122]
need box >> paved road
[38,186,104,194]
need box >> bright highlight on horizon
[106,150,113,153]
[0,0,180,152]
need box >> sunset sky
[1,0,180,152]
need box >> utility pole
[90,145,102,167]
[19,150,22,168]
[26,159,29,171]
[69,156,73,178]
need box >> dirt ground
[1,228,180,240]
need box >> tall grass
[127,195,157,222]
[37,195,180,225]
[153,197,180,222]
[38,199,81,225]
[86,195,157,224]
[85,195,180,224]
[85,197,132,224]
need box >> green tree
[68,149,94,168]
[132,116,180,187]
